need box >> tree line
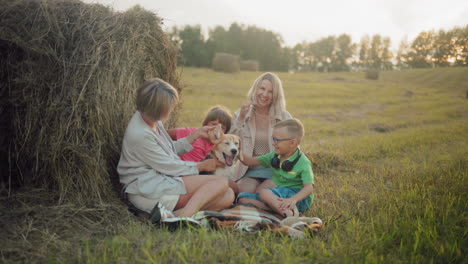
[168,23,468,72]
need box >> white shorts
[127,193,180,213]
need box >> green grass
[3,67,467,263]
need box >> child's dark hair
[202,105,232,132]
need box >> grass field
[1,67,467,263]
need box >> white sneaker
[159,203,175,220]
[150,202,175,224]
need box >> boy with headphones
[237,118,314,217]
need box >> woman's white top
[117,111,199,199]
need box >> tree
[334,34,355,71]
[310,36,335,72]
[207,26,228,52]
[452,25,468,66]
[407,31,435,68]
[381,37,393,70]
[279,46,296,72]
[369,34,383,69]
[358,35,370,70]
[291,42,308,71]
[170,25,210,67]
[226,23,243,55]
[396,36,410,69]
[207,23,285,71]
[432,29,452,67]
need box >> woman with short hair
[230,72,293,193]
[118,78,234,219]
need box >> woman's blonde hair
[202,105,232,132]
[247,72,286,117]
[136,78,179,121]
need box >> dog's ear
[237,136,244,162]
[208,124,223,144]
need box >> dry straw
[0,0,181,203]
[212,52,240,73]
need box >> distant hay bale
[0,0,181,202]
[368,123,393,133]
[403,90,414,98]
[212,52,240,73]
[240,60,259,71]
[365,69,379,80]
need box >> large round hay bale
[0,0,181,203]
[365,69,380,80]
[212,52,240,73]
[240,60,259,71]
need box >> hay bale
[0,0,181,203]
[240,60,259,71]
[212,52,240,73]
[368,123,393,133]
[365,69,379,80]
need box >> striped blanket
[193,204,322,238]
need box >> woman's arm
[161,126,195,156]
[166,128,178,140]
[135,134,199,176]
[169,126,214,156]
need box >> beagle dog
[208,124,243,180]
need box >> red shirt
[175,127,213,162]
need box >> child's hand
[240,155,260,167]
[277,197,297,211]
[188,126,215,142]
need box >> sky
[84,0,468,51]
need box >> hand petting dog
[186,125,217,144]
[197,158,225,173]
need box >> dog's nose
[231,149,237,155]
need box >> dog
[208,124,243,180]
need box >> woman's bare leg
[255,179,276,193]
[201,188,235,211]
[237,177,260,193]
[228,180,240,194]
[173,175,233,217]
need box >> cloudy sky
[84,0,468,50]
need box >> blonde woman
[229,72,292,194]
[118,78,234,221]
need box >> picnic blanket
[128,202,322,238]
[193,204,323,238]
